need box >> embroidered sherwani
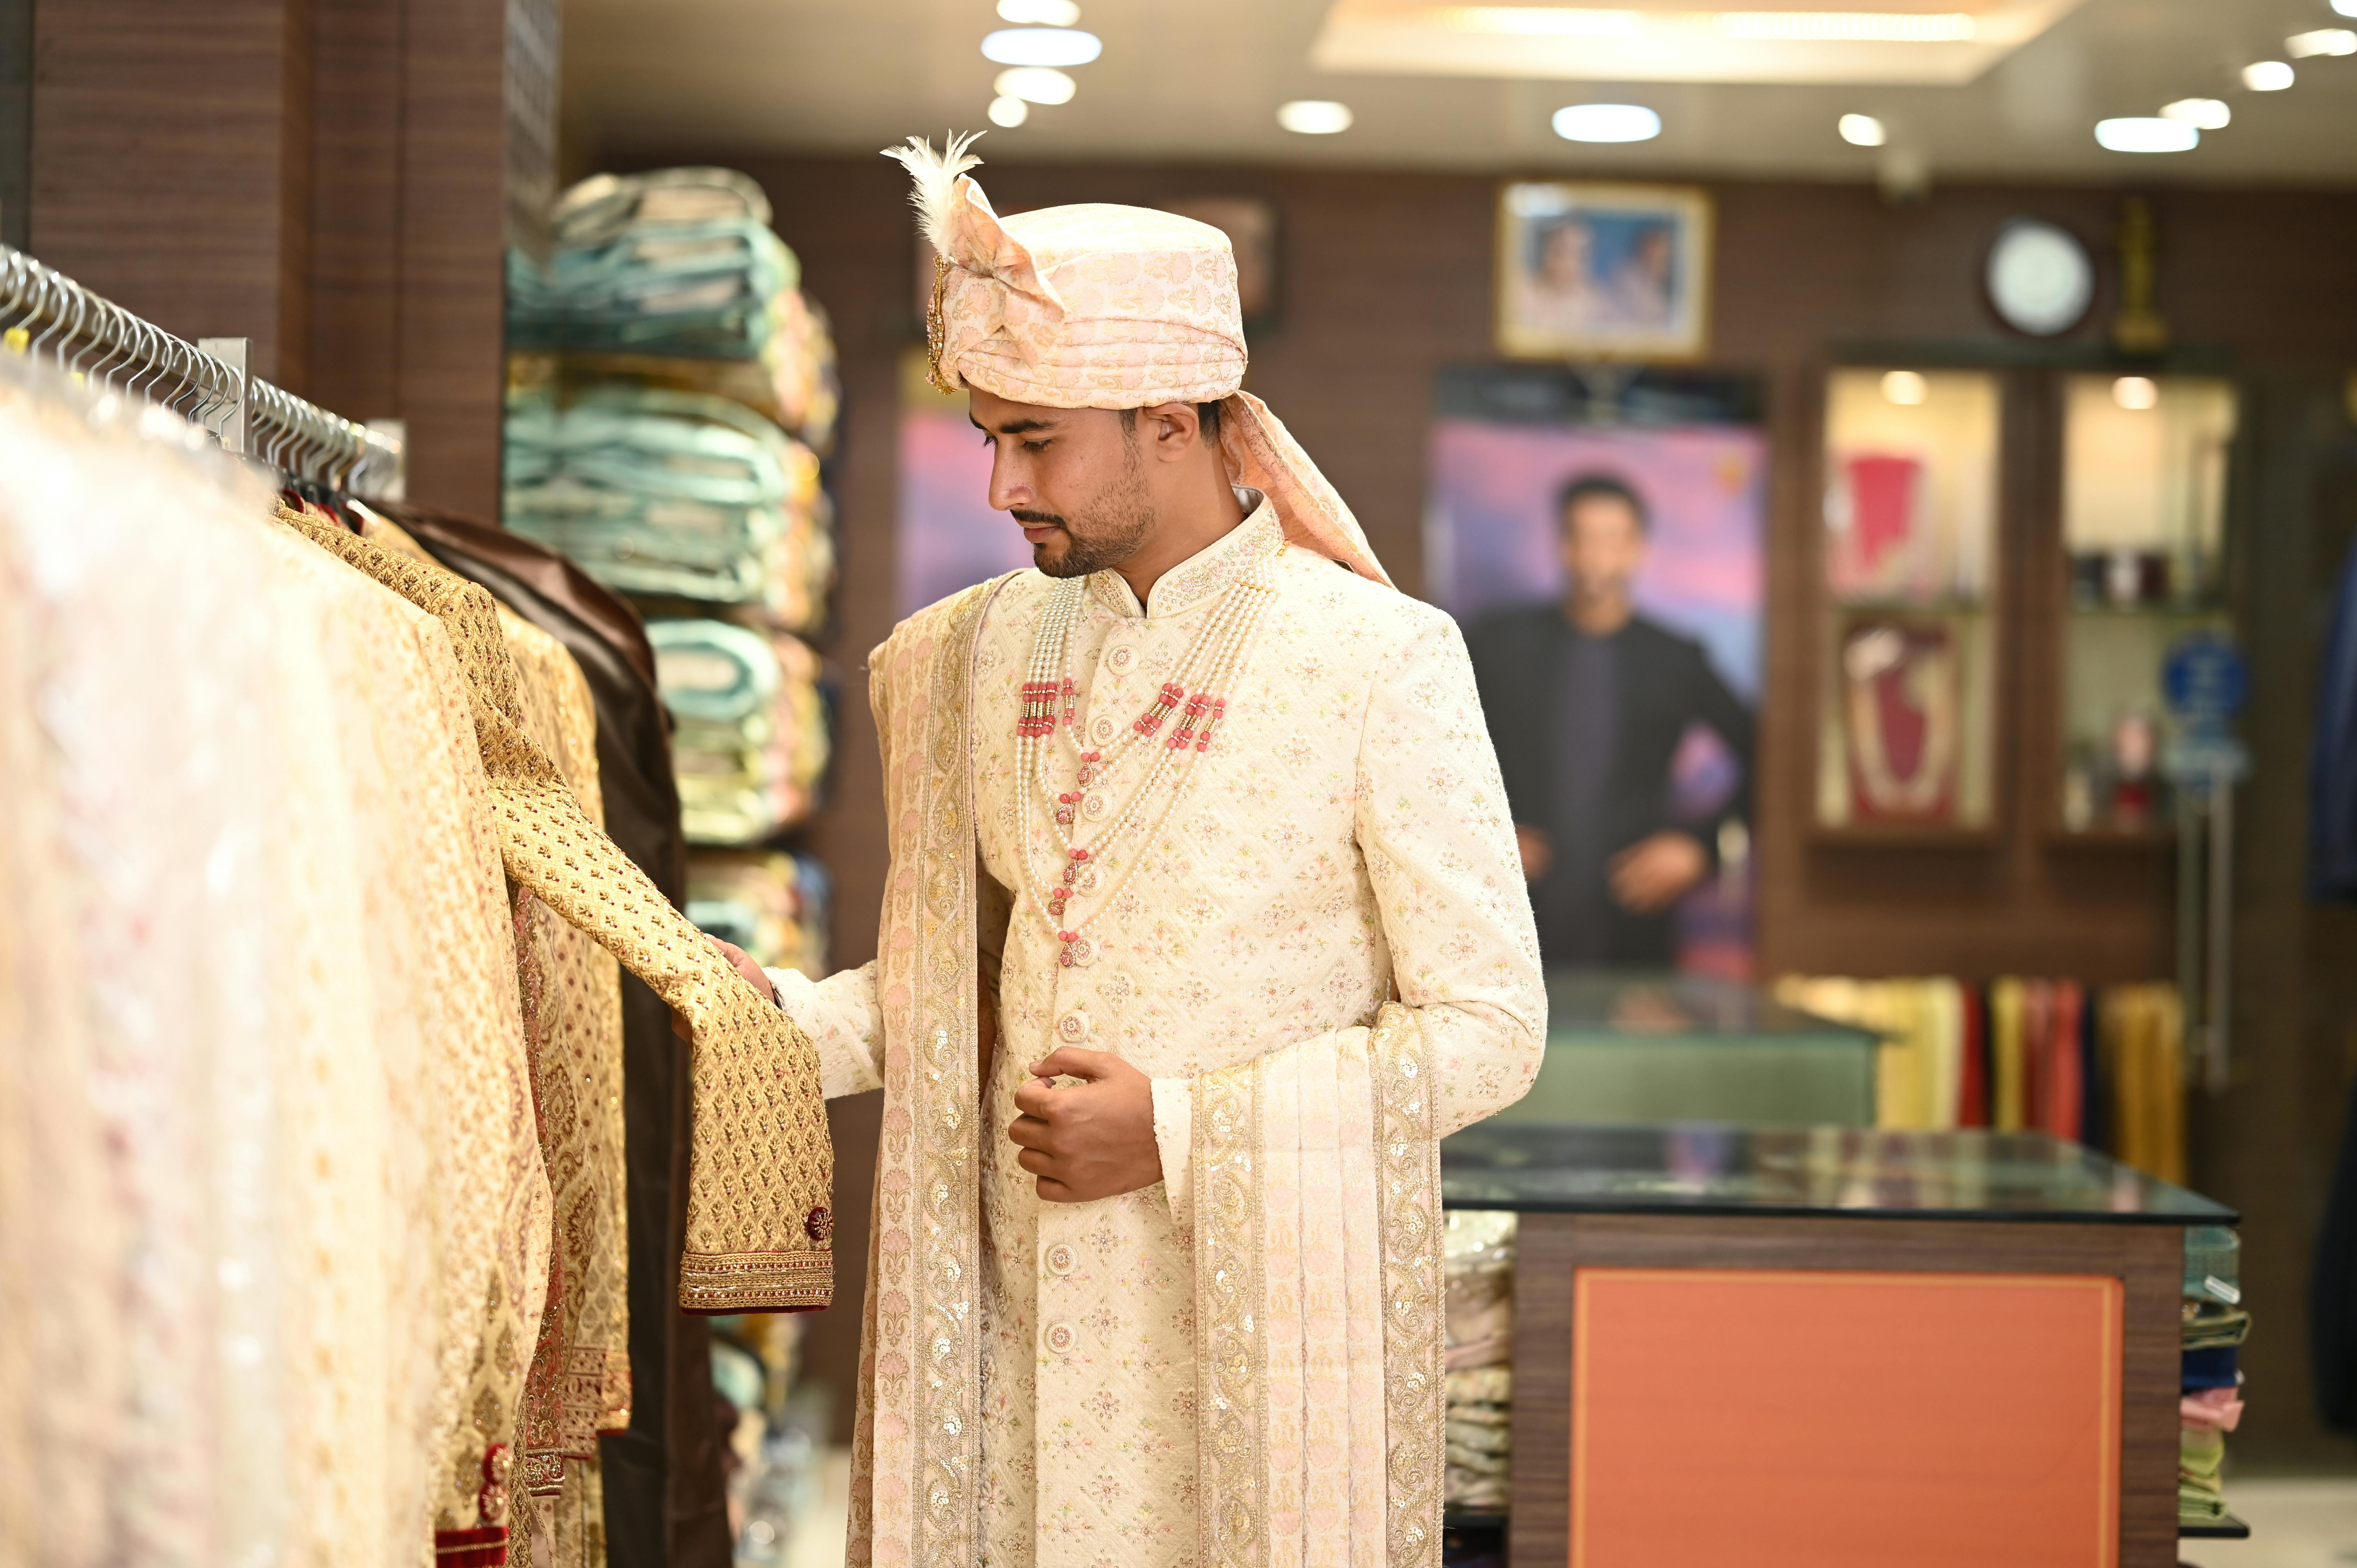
[773,496,1545,1568]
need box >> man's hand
[671,934,777,1040]
[1608,830,1708,913]
[1515,823,1554,882]
[1006,1047,1162,1203]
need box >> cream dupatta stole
[848,578,1446,1568]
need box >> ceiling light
[1838,113,1887,146]
[1277,100,1354,134]
[997,0,1080,23]
[2160,97,2230,129]
[2337,0,2357,16]
[1435,8,1639,34]
[994,66,1076,104]
[2242,60,2294,90]
[1552,102,1661,142]
[987,94,1030,127]
[1880,370,1928,406]
[2112,376,2159,411]
[2095,117,2199,152]
[981,27,1102,67]
[2288,28,2357,58]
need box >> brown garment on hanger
[383,502,734,1568]
[274,505,833,1312]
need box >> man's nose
[988,447,1030,513]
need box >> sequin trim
[677,1250,837,1313]
[1194,1052,1267,1568]
[1371,1003,1443,1568]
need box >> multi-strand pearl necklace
[1014,566,1276,968]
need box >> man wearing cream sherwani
[706,137,1543,1568]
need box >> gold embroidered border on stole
[1370,1003,1442,1568]
[846,576,1007,1568]
[1195,1053,1268,1568]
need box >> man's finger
[1012,1077,1060,1118]
[1034,1178,1080,1204]
[1016,1148,1056,1180]
[1028,1046,1113,1082]
[1006,1113,1055,1151]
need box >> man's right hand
[671,934,777,1040]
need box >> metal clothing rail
[0,242,404,497]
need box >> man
[1467,473,1754,969]
[698,136,1544,1568]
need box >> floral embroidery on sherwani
[774,496,1544,1568]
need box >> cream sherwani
[773,494,1544,1568]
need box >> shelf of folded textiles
[2178,1513,2250,1539]
[1806,821,2004,849]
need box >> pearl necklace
[1014,565,1276,968]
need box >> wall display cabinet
[2055,374,2238,837]
[1815,368,2003,835]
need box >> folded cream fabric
[279,510,833,1314]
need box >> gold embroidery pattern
[1194,1052,1267,1568]
[278,510,834,1313]
[848,577,1007,1568]
[1371,1003,1442,1568]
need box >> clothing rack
[0,241,405,497]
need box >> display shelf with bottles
[1815,367,2003,839]
[2054,373,2237,841]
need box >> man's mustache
[1011,510,1067,530]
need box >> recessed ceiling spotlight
[2241,60,2295,90]
[1880,370,1928,406]
[2337,0,2357,16]
[987,94,1030,127]
[1838,113,1887,147]
[1552,103,1661,142]
[2112,376,2159,411]
[1277,100,1354,134]
[2288,28,2357,58]
[994,66,1076,104]
[997,0,1080,23]
[2160,98,2230,129]
[2095,117,2199,153]
[981,27,1102,67]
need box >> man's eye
[1022,440,1049,453]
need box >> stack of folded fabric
[1444,1211,1518,1513]
[505,384,832,634]
[687,850,831,977]
[648,619,831,845]
[2180,1225,2248,1526]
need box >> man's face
[970,388,1155,579]
[1560,494,1647,602]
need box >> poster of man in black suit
[1467,474,1756,969]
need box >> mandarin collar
[1087,489,1283,621]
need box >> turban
[883,134,1391,588]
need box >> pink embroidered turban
[884,133,1392,588]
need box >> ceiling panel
[564,0,2357,182]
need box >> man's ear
[1138,401,1200,462]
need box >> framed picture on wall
[1495,182,1713,361]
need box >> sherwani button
[1090,715,1117,744]
[1045,1242,1076,1276]
[1081,791,1108,820]
[1056,1011,1092,1044]
[1107,644,1136,672]
[1045,1320,1078,1354]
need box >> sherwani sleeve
[770,963,884,1098]
[1150,610,1546,1224]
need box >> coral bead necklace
[1014,566,1276,967]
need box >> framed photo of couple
[1495,182,1714,361]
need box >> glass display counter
[1494,971,1878,1129]
[1435,1124,2236,1568]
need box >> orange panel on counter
[1570,1268,2123,1568]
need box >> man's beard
[1021,443,1156,579]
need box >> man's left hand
[1007,1047,1163,1203]
[1608,830,1709,912]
